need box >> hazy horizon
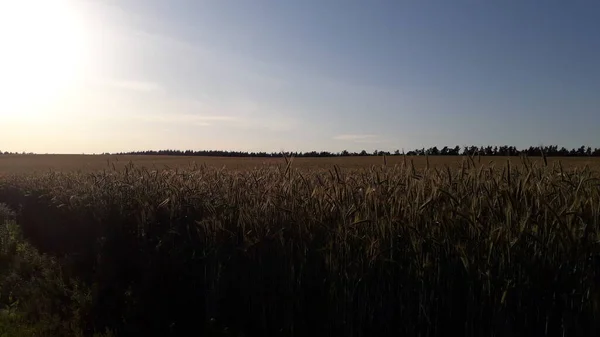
[1,0,599,154]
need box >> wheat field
[1,155,600,336]
[1,154,600,173]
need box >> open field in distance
[2,154,600,173]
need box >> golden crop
[0,155,599,336]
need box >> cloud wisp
[333,134,378,141]
[132,113,240,126]
[333,134,389,144]
[102,79,165,93]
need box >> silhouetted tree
[426,147,440,155]
[50,144,600,158]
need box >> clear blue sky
[1,0,599,153]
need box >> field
[1,154,600,336]
[2,154,600,173]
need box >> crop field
[2,154,600,173]
[1,154,600,336]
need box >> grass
[0,155,599,336]
[0,203,113,337]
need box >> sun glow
[0,0,89,120]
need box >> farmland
[1,154,600,336]
[2,153,600,173]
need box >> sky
[0,0,599,154]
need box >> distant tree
[426,146,439,155]
[557,147,569,156]
[545,145,558,156]
[484,146,494,156]
[462,146,479,156]
[448,146,460,156]
[29,143,597,159]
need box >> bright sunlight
[0,0,89,120]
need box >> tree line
[111,145,600,157]
[2,145,599,157]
